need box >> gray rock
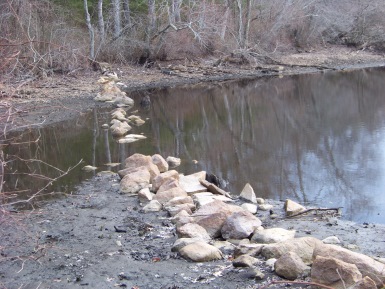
[166,156,181,168]
[244,268,265,280]
[251,228,295,244]
[258,204,273,211]
[142,200,162,212]
[179,241,223,262]
[221,211,262,240]
[234,243,264,258]
[274,251,311,280]
[311,255,362,289]
[170,210,193,227]
[212,241,236,255]
[165,204,193,216]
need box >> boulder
[265,258,277,270]
[221,211,262,240]
[251,228,296,244]
[176,223,211,242]
[284,199,306,216]
[120,168,151,193]
[111,110,127,121]
[192,192,233,208]
[233,254,261,267]
[123,154,160,180]
[170,210,193,227]
[261,237,323,265]
[114,96,134,107]
[111,122,131,137]
[313,243,385,288]
[191,200,243,238]
[258,204,273,211]
[179,172,207,194]
[165,204,193,216]
[152,170,179,192]
[157,179,180,193]
[166,156,181,168]
[164,196,195,208]
[240,183,257,203]
[127,115,145,126]
[171,238,203,252]
[179,241,223,262]
[322,236,341,244]
[212,241,236,255]
[138,188,153,203]
[151,154,169,173]
[274,252,310,280]
[234,243,264,258]
[311,256,362,289]
[153,186,188,205]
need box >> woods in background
[1,0,385,78]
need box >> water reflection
[3,67,385,223]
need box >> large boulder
[274,252,310,280]
[179,172,207,195]
[120,167,151,194]
[313,243,385,288]
[192,192,233,208]
[179,241,223,262]
[251,228,296,244]
[221,211,262,240]
[351,276,378,289]
[121,154,160,182]
[311,256,362,289]
[261,237,323,265]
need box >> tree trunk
[123,0,131,27]
[83,0,95,59]
[97,0,105,40]
[235,0,244,48]
[147,0,156,49]
[111,0,121,39]
[243,0,252,48]
[171,0,181,23]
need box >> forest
[1,0,385,80]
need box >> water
[3,67,385,223]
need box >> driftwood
[199,179,232,199]
[287,207,343,218]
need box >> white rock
[241,203,258,214]
[322,236,341,244]
[258,204,273,211]
[143,200,162,212]
[179,172,207,194]
[284,199,306,216]
[151,154,169,173]
[251,228,296,244]
[265,258,277,270]
[166,156,181,168]
[138,188,153,203]
[176,223,211,242]
[179,241,223,262]
[240,183,257,203]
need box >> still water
[3,67,385,223]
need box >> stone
[212,241,236,255]
[179,241,223,262]
[234,243,264,258]
[176,223,211,242]
[142,200,162,212]
[114,96,134,107]
[241,203,258,214]
[118,134,147,144]
[128,115,145,126]
[244,268,265,280]
[170,210,193,226]
[191,200,243,238]
[311,256,362,289]
[351,276,377,289]
[284,199,306,216]
[152,170,180,192]
[265,258,277,270]
[221,211,262,240]
[171,238,203,252]
[157,179,180,193]
[256,198,265,205]
[153,187,188,205]
[261,237,323,265]
[251,228,295,244]
[111,110,127,121]
[120,168,150,194]
[240,183,257,203]
[151,154,169,173]
[322,236,341,244]
[122,154,160,181]
[111,123,131,137]
[165,204,193,216]
[166,156,181,168]
[274,252,311,280]
[179,172,207,194]
[313,243,385,288]
[164,196,195,208]
[233,254,261,267]
[192,192,233,208]
[138,188,153,203]
[258,204,273,211]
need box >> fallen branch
[287,207,343,218]
[259,280,335,289]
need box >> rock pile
[107,108,147,139]
[118,153,385,288]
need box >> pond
[3,67,385,224]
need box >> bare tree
[97,0,105,40]
[122,0,131,27]
[111,0,122,39]
[83,0,95,59]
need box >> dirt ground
[1,46,385,289]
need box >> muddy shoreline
[1,48,385,288]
